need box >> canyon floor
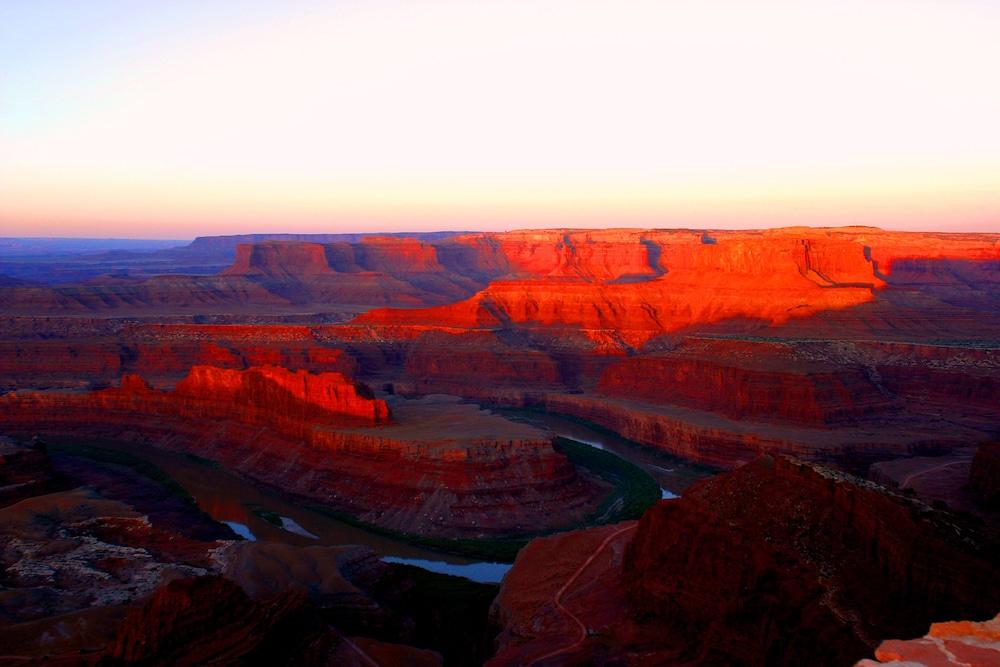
[0,227,998,665]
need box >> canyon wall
[490,456,1000,666]
[0,368,603,538]
[623,456,1000,665]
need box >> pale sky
[1,0,998,238]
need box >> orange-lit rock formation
[856,614,1000,667]
[0,368,604,538]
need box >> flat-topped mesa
[222,241,333,278]
[174,365,391,424]
[223,238,447,278]
[349,229,1000,346]
[488,230,657,281]
[352,233,887,343]
[353,236,445,272]
[216,238,482,307]
[4,227,997,322]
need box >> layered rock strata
[0,368,603,538]
[489,456,1000,666]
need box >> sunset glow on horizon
[2,0,999,238]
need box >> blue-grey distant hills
[0,238,188,257]
[0,232,469,283]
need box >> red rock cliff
[0,371,603,538]
[623,456,1000,665]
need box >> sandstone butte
[0,226,999,665]
[1,227,997,325]
[352,227,1000,345]
[0,366,605,539]
[1,227,997,474]
[489,455,1000,667]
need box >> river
[79,410,711,584]
[499,409,712,498]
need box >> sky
[1,0,998,238]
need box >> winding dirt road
[899,460,967,489]
[527,523,638,666]
[340,634,381,667]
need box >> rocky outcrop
[106,574,442,666]
[490,456,1000,666]
[173,364,391,423]
[221,238,485,306]
[401,331,563,394]
[971,442,1000,508]
[856,614,1000,667]
[0,370,604,538]
[623,456,1000,666]
[598,339,897,426]
[107,575,330,666]
[0,436,58,506]
[2,228,998,329]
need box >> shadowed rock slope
[489,455,1000,666]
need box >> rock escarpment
[0,436,58,505]
[856,614,1000,667]
[622,456,1000,665]
[597,339,898,426]
[0,368,603,538]
[356,228,1000,343]
[971,442,1000,508]
[107,575,442,667]
[489,456,1000,666]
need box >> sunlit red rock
[856,614,1000,667]
[0,370,604,538]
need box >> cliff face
[490,456,1000,667]
[598,340,896,426]
[108,576,331,666]
[0,436,58,506]
[856,614,1000,667]
[3,229,997,337]
[0,370,603,538]
[174,364,391,423]
[971,442,1000,507]
[0,323,362,391]
[224,238,451,277]
[351,228,999,344]
[623,456,1000,666]
[107,574,445,667]
[85,364,390,426]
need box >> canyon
[489,456,1000,666]
[0,226,998,665]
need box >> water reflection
[222,521,256,541]
[75,410,707,584]
[498,409,712,497]
[280,516,319,539]
[382,557,511,584]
